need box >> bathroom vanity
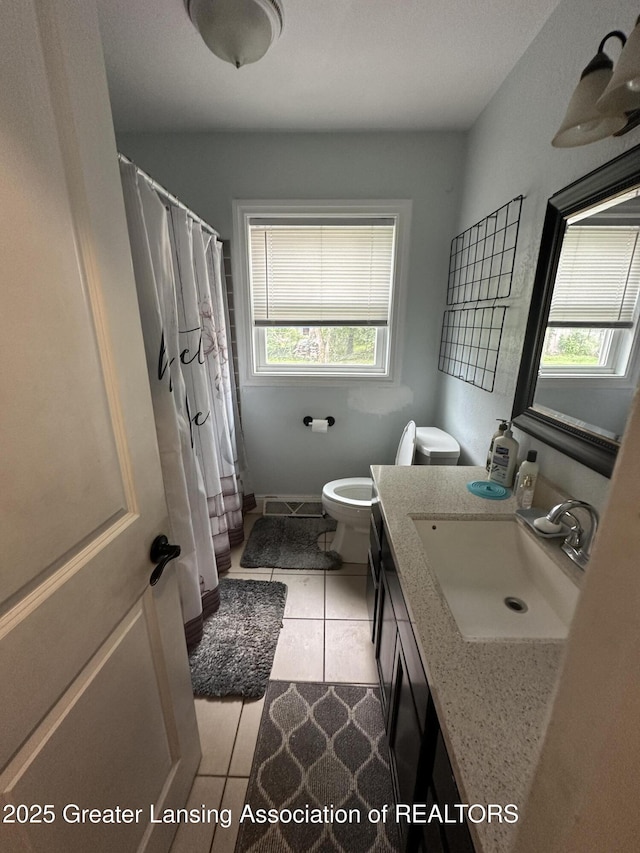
[369,465,582,853]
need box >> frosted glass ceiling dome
[187,0,284,68]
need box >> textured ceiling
[96,0,563,132]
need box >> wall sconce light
[187,0,284,69]
[553,17,640,147]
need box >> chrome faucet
[546,500,599,570]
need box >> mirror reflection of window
[541,223,640,376]
[534,187,640,441]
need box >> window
[540,225,640,377]
[233,201,411,380]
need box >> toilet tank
[414,427,460,466]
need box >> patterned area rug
[240,516,342,570]
[189,578,287,699]
[235,682,400,853]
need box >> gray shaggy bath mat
[189,578,287,699]
[240,516,341,570]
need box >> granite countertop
[371,464,581,853]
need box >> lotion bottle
[485,419,509,472]
[489,425,520,488]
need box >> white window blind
[549,226,640,327]
[248,220,395,326]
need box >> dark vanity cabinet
[369,505,475,853]
[367,499,382,640]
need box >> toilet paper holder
[303,416,335,427]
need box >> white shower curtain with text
[120,161,252,650]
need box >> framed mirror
[513,145,640,477]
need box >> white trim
[232,199,412,386]
[537,375,635,391]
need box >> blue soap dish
[467,480,510,500]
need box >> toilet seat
[322,477,373,507]
[321,477,373,562]
[321,422,457,562]
[321,423,417,525]
[322,478,373,532]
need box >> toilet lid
[395,420,416,465]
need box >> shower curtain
[120,160,254,650]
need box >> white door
[0,2,200,852]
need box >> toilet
[322,423,460,563]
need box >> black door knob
[149,535,181,586]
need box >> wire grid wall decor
[439,305,507,393]
[447,196,523,305]
[438,195,523,392]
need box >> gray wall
[535,381,632,439]
[119,0,640,505]
[435,0,640,512]
[117,132,466,495]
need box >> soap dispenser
[488,423,520,488]
[485,418,509,472]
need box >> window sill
[240,371,399,387]
[537,374,634,390]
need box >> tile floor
[169,513,378,853]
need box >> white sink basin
[412,518,578,640]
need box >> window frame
[232,199,412,385]
[539,325,630,377]
[254,325,389,376]
[537,220,640,380]
[537,321,640,393]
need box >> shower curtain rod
[117,152,220,239]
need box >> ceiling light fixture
[187,0,284,69]
[552,18,640,148]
